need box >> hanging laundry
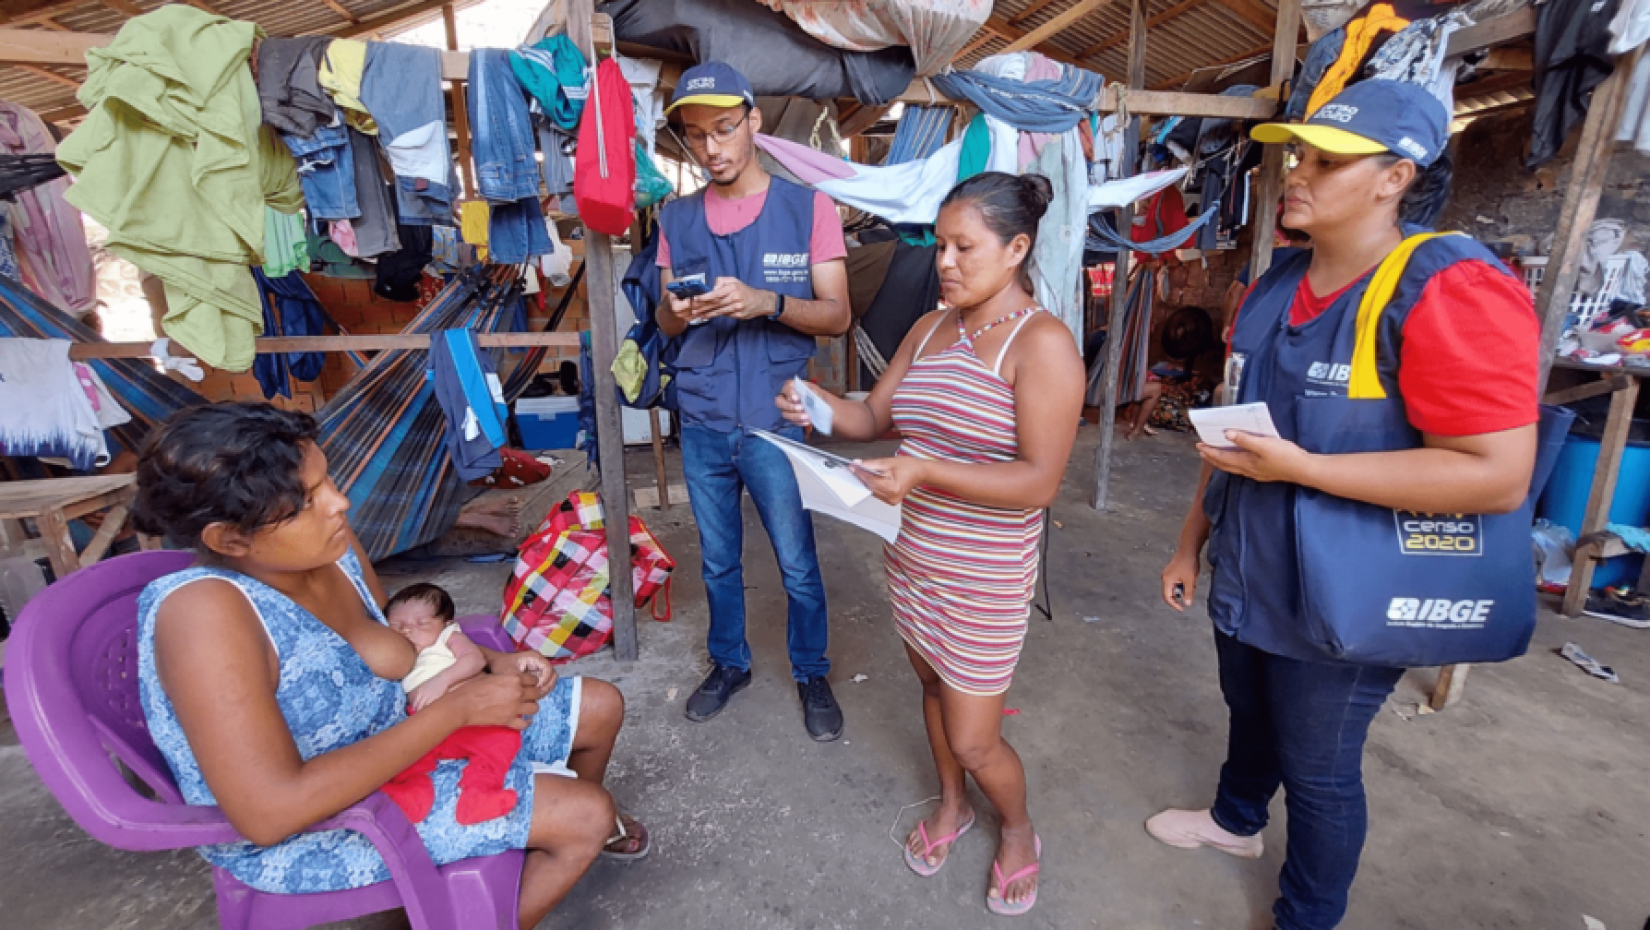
[318,39,376,134]
[261,207,310,278]
[509,34,590,131]
[56,6,303,373]
[758,0,991,77]
[539,220,573,287]
[255,36,336,137]
[1027,126,1088,342]
[931,52,1102,134]
[1304,3,1411,116]
[361,43,456,226]
[73,362,132,432]
[345,127,400,257]
[618,55,667,158]
[1364,10,1475,113]
[754,131,1012,227]
[886,104,953,165]
[1287,26,1347,121]
[429,328,508,482]
[330,219,359,257]
[0,203,19,282]
[469,48,553,264]
[1087,168,1187,210]
[1530,0,1622,167]
[251,268,329,400]
[460,201,490,251]
[0,338,108,469]
[374,224,433,302]
[0,100,95,313]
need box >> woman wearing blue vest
[1152,80,1540,929]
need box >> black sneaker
[684,663,752,722]
[798,676,843,742]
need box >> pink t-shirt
[656,184,846,269]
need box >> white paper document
[793,377,833,436]
[754,430,901,543]
[1188,402,1281,449]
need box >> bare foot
[455,509,521,537]
[466,496,523,518]
[987,823,1040,908]
[1141,425,1158,437]
[906,802,975,870]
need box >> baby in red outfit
[381,583,523,826]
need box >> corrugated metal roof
[954,0,1276,90]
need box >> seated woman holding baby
[131,402,646,928]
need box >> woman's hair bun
[1021,173,1054,216]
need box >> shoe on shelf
[684,663,752,722]
[797,676,843,742]
[1144,808,1264,859]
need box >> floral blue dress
[136,548,579,893]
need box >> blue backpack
[611,225,677,411]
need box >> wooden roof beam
[1002,0,1109,57]
[1009,0,1069,27]
[968,14,1081,67]
[97,0,139,17]
[319,0,360,24]
[1074,0,1205,61]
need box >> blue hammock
[316,265,528,561]
[0,275,204,455]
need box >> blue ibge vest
[658,176,820,433]
[1205,232,1542,667]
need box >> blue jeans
[680,425,829,680]
[281,114,358,221]
[1209,630,1403,930]
[468,49,542,202]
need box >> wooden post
[443,2,477,201]
[649,407,670,510]
[1562,376,1640,617]
[1535,47,1643,391]
[569,0,638,661]
[1247,0,1300,282]
[1093,0,1147,511]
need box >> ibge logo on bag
[1394,511,1483,556]
[1387,598,1494,629]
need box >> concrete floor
[2,426,1648,930]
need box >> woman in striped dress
[778,172,1084,916]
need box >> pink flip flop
[903,811,977,877]
[987,834,1042,916]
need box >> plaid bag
[501,491,675,662]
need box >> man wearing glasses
[654,62,851,741]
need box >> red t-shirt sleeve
[1397,260,1540,436]
[810,190,847,265]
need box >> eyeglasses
[682,113,749,149]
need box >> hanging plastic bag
[634,141,671,209]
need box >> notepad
[1188,402,1281,449]
[754,430,901,543]
[793,377,833,436]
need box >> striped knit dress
[886,308,1044,697]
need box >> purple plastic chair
[3,551,525,930]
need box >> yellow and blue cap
[667,62,756,115]
[1251,79,1450,166]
